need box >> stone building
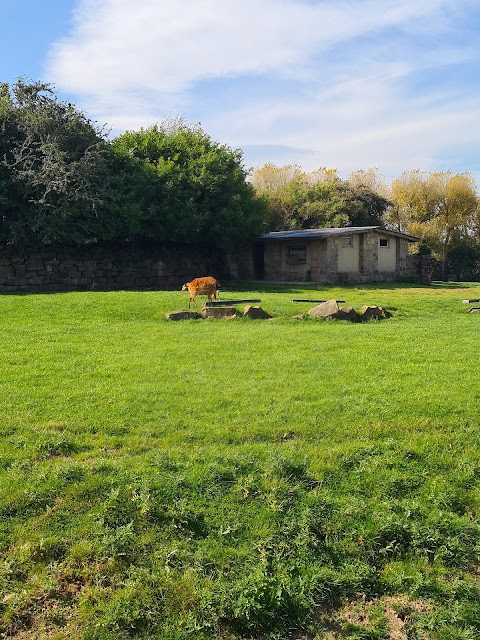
[245,226,423,284]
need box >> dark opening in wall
[287,246,307,265]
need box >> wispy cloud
[48,0,457,94]
[45,0,480,181]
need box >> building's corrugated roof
[259,226,419,242]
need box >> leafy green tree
[337,183,390,227]
[445,236,480,281]
[0,79,116,246]
[346,168,392,226]
[111,121,266,251]
[250,163,388,230]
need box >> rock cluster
[306,300,391,322]
[166,301,391,322]
[166,305,272,320]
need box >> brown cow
[181,277,220,308]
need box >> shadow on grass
[2,280,478,297]
[0,286,182,297]
[430,281,479,289]
[224,281,434,294]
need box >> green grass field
[1,282,479,639]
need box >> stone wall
[0,239,428,294]
[404,254,432,285]
[263,241,285,280]
[0,244,222,293]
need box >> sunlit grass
[0,282,479,639]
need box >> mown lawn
[0,282,479,639]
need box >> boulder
[243,305,272,319]
[201,306,237,319]
[166,310,201,321]
[337,306,361,322]
[359,305,391,320]
[307,300,361,321]
[308,299,340,319]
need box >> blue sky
[2,0,480,184]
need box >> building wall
[337,234,360,272]
[310,239,326,281]
[264,241,283,280]
[377,234,397,271]
[405,253,432,284]
[258,231,426,284]
[0,235,430,292]
[360,232,378,278]
[263,239,322,281]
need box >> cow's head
[181,283,188,291]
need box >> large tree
[388,169,479,279]
[250,163,389,231]
[111,121,266,251]
[0,79,116,246]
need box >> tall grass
[0,282,479,639]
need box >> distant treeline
[250,164,480,281]
[1,80,479,279]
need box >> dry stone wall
[0,244,218,293]
[404,254,432,284]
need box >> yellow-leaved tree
[388,170,478,279]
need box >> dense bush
[0,81,266,252]
[445,238,480,281]
[110,121,266,251]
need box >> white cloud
[48,0,454,98]
[45,0,480,182]
[208,73,480,181]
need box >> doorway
[252,242,265,279]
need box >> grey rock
[337,306,361,322]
